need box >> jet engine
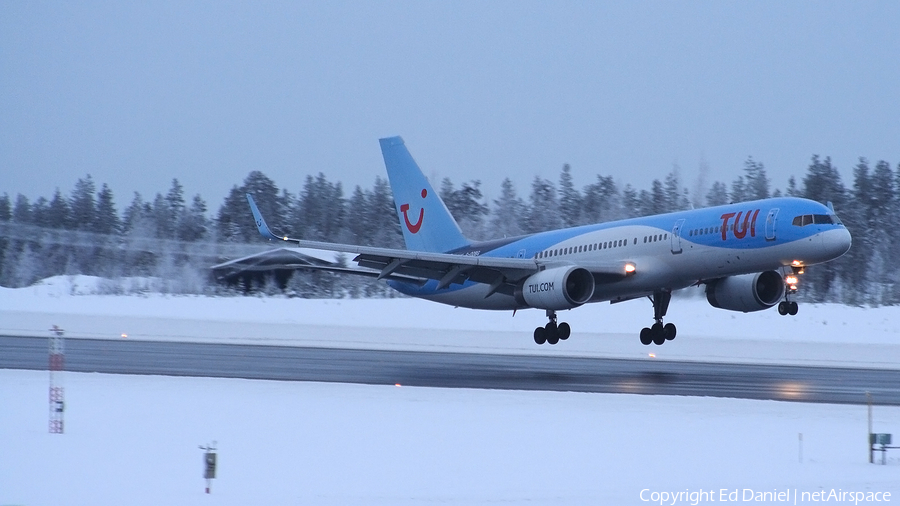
[515,266,595,310]
[706,271,785,312]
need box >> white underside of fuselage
[391,225,849,312]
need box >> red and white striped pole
[49,325,65,434]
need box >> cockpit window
[792,214,842,226]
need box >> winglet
[246,194,284,242]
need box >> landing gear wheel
[546,321,557,334]
[533,326,547,345]
[664,323,676,341]
[778,301,788,316]
[640,327,652,345]
[788,301,798,316]
[651,322,666,345]
[546,322,560,345]
[557,322,570,341]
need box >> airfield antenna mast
[199,441,218,493]
[48,325,65,434]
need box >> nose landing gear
[639,290,676,346]
[533,310,571,345]
[778,266,802,316]
[778,300,799,316]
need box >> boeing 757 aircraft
[247,136,851,346]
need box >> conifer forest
[1,155,895,304]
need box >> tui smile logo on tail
[400,189,427,234]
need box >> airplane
[246,136,852,346]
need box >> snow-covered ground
[2,369,898,505]
[3,276,900,505]
[2,275,899,369]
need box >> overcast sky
[2,1,898,208]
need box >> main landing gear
[640,290,676,346]
[533,310,571,345]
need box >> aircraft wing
[247,194,634,294]
[210,246,429,285]
[247,194,540,294]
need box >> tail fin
[379,136,470,252]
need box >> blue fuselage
[389,197,851,310]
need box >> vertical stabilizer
[379,136,470,252]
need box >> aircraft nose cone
[824,227,852,258]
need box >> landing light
[283,236,288,241]
[625,264,636,274]
[394,383,402,387]
[648,353,656,358]
[785,275,798,285]
[121,333,128,339]
[791,260,802,267]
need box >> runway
[2,334,898,405]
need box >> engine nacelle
[706,271,785,312]
[515,266,595,310]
